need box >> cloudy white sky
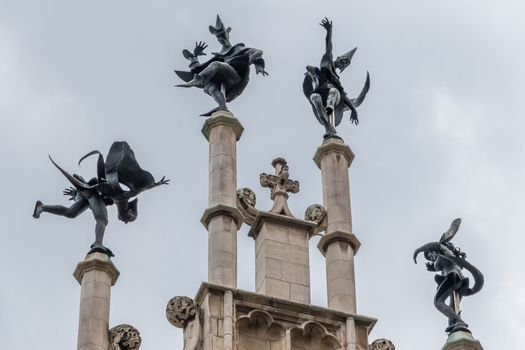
[1,1,524,348]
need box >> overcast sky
[1,1,524,349]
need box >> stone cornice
[201,110,244,141]
[247,210,317,240]
[194,282,377,332]
[73,252,120,285]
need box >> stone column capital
[73,252,120,286]
[201,204,245,230]
[201,110,244,141]
[442,331,484,350]
[317,231,361,256]
[313,138,355,169]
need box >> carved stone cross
[260,158,299,217]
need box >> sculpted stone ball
[305,204,327,224]
[109,324,141,350]
[369,338,395,350]
[166,296,200,328]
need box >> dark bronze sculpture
[303,18,370,139]
[33,142,169,257]
[175,15,268,116]
[414,218,484,334]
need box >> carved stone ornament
[166,296,200,328]
[304,204,327,235]
[369,338,395,350]
[260,158,299,217]
[109,324,141,350]
[237,188,256,208]
[305,204,326,224]
[236,188,259,226]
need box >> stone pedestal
[314,138,361,314]
[248,211,316,304]
[73,252,120,350]
[201,110,244,288]
[442,331,484,350]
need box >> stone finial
[369,338,395,350]
[109,324,142,350]
[166,296,200,328]
[260,158,299,217]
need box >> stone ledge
[73,252,120,286]
[201,110,244,141]
[194,282,377,331]
[248,210,317,240]
[442,331,484,350]
[201,204,245,230]
[317,231,361,256]
[313,138,355,169]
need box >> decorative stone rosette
[369,338,395,350]
[109,324,141,350]
[166,296,200,328]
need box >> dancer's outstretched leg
[33,198,89,219]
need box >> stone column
[73,252,120,350]
[201,110,245,288]
[314,138,361,314]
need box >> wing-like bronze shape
[78,150,105,183]
[440,218,462,244]
[351,71,370,108]
[49,155,96,190]
[174,70,195,83]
